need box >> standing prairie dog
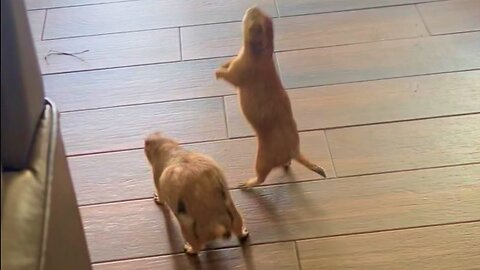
[144,132,249,255]
[215,7,326,188]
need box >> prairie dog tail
[294,153,326,178]
[214,224,231,239]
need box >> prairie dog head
[144,132,178,167]
[242,6,274,55]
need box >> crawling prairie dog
[144,132,249,255]
[215,7,326,188]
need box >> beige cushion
[1,105,53,270]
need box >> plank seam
[222,96,230,139]
[177,27,183,61]
[323,131,338,178]
[294,241,303,270]
[274,0,281,17]
[415,4,433,35]
[40,9,48,41]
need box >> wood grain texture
[327,114,480,176]
[80,164,480,262]
[61,98,227,156]
[418,0,480,35]
[225,70,480,137]
[36,28,180,74]
[93,242,298,270]
[277,32,480,88]
[181,22,241,60]
[181,5,427,60]
[276,0,441,16]
[298,222,480,270]
[25,0,137,10]
[81,200,185,262]
[27,10,45,41]
[43,0,277,39]
[68,150,149,205]
[43,57,231,112]
[69,130,334,205]
[274,5,427,51]
[187,130,335,185]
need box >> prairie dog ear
[144,132,163,149]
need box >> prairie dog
[144,132,249,255]
[215,7,326,188]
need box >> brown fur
[144,132,248,255]
[215,7,326,188]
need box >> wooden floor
[27,0,480,269]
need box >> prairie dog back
[144,132,248,255]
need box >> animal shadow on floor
[154,203,208,270]
[157,200,254,270]
[240,168,324,239]
[284,168,320,214]
[239,185,291,242]
[240,243,257,270]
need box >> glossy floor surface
[27,0,480,269]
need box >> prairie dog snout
[242,6,273,54]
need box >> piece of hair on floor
[44,49,89,64]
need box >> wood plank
[43,0,277,39]
[93,242,299,270]
[81,199,185,262]
[68,150,148,205]
[418,0,480,35]
[327,114,480,176]
[43,57,230,112]
[225,70,480,138]
[69,130,334,205]
[181,22,241,60]
[61,98,227,156]
[277,32,480,89]
[27,10,45,41]
[181,5,427,60]
[25,0,136,10]
[274,5,427,51]
[276,0,441,16]
[80,164,480,262]
[36,28,180,74]
[298,222,480,270]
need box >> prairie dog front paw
[238,178,260,189]
[239,227,249,242]
[184,243,199,255]
[215,69,225,80]
[153,193,164,205]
